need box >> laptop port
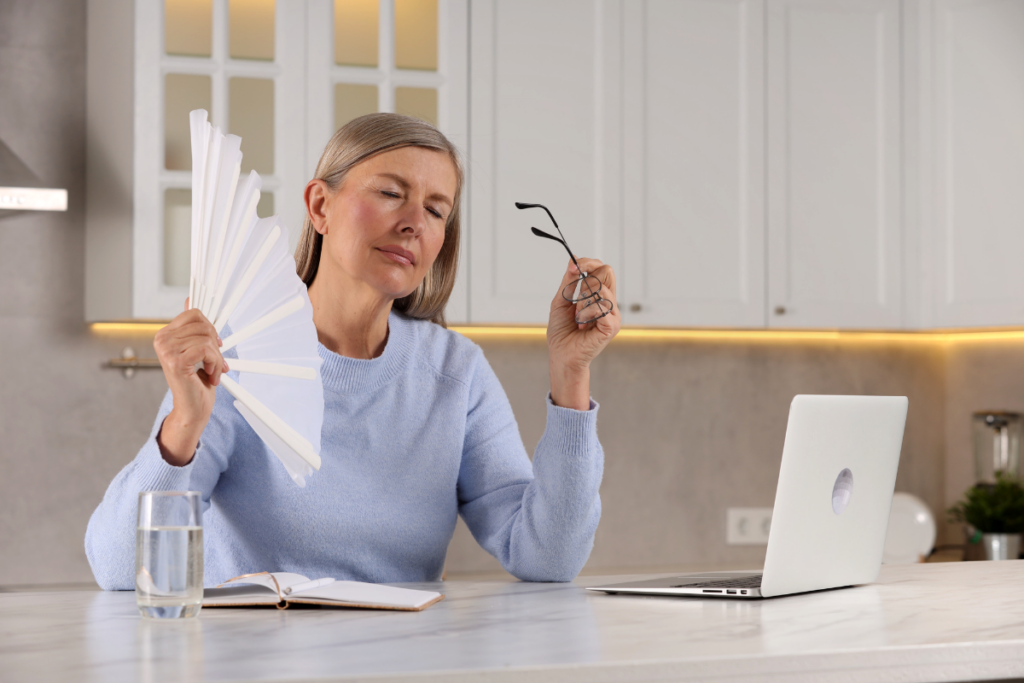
[726,590,737,594]
[703,589,723,593]
[741,590,747,594]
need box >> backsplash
[446,336,948,577]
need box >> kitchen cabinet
[470,0,904,329]
[916,0,1024,328]
[621,0,766,328]
[467,0,766,328]
[85,0,468,322]
[766,0,902,329]
[88,0,1024,330]
[467,0,622,325]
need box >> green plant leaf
[947,472,1024,534]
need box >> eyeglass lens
[562,275,613,324]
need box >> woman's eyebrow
[376,172,411,188]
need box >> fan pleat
[188,109,324,486]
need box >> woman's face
[311,146,457,301]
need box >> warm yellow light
[450,326,547,339]
[451,327,938,344]
[933,329,1024,343]
[91,322,169,334]
[90,322,1024,345]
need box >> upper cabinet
[88,0,1024,329]
[85,0,468,322]
[917,0,1024,328]
[131,0,308,320]
[468,0,905,329]
[766,0,902,329]
[621,0,766,328]
[467,0,622,325]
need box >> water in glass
[136,491,204,618]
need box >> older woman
[86,114,620,588]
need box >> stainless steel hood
[0,138,67,211]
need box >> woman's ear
[304,179,331,236]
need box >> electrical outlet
[727,508,773,545]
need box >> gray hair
[294,113,464,327]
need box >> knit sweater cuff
[544,393,600,457]
[135,421,198,492]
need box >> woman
[86,114,620,588]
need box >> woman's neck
[308,270,392,360]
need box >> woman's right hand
[152,301,229,467]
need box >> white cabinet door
[621,0,766,328]
[132,0,308,319]
[923,0,1024,327]
[766,0,902,328]
[468,0,622,324]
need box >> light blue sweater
[85,312,604,588]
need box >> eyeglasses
[515,202,614,325]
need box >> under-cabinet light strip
[90,322,1024,344]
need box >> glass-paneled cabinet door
[306,0,469,322]
[134,0,306,319]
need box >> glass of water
[136,491,204,618]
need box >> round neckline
[316,311,418,393]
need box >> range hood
[0,138,67,212]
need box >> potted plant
[948,472,1024,560]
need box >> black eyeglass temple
[514,202,558,229]
[530,227,579,268]
[516,202,583,273]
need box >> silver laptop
[587,394,908,599]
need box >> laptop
[587,394,909,599]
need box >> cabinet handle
[774,306,786,315]
[630,303,642,313]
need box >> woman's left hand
[547,257,621,410]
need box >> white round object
[882,492,936,564]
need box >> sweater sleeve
[84,382,239,590]
[457,350,604,582]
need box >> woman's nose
[398,205,428,235]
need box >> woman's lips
[377,245,416,266]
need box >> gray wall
[0,0,997,587]
[0,0,170,585]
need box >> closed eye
[381,190,401,199]
[427,207,443,219]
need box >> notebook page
[295,581,442,609]
[203,583,281,604]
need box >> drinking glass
[136,491,204,618]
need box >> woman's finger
[159,310,211,342]
[577,259,616,294]
[172,335,222,369]
[156,322,220,366]
[180,340,225,386]
[569,260,620,335]
[165,318,218,339]
[164,328,221,355]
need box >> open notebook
[203,572,444,611]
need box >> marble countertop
[1,561,1023,683]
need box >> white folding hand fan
[187,109,324,487]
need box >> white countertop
[1,561,1023,683]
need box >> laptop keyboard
[671,575,762,589]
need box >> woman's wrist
[157,409,203,467]
[549,364,591,411]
